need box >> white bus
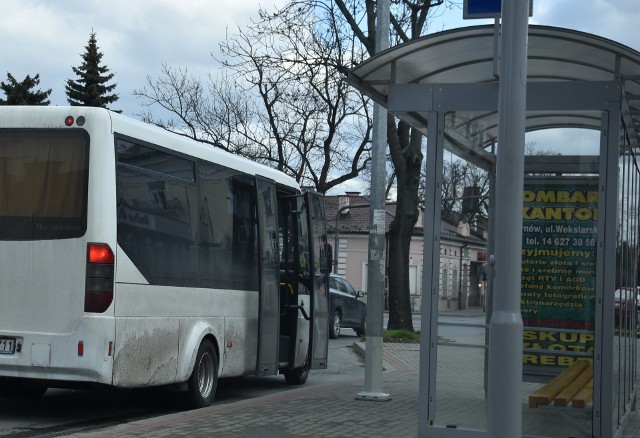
[0,106,331,407]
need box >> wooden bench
[529,359,593,409]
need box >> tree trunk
[386,119,422,331]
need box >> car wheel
[187,339,218,408]
[329,310,341,339]
[355,314,366,337]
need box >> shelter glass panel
[520,121,600,437]
[432,111,605,437]
[611,120,640,435]
[432,111,493,431]
[520,181,597,436]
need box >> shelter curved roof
[346,25,640,149]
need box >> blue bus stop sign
[464,0,533,19]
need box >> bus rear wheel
[284,367,309,385]
[283,351,310,386]
[187,339,218,408]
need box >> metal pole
[334,203,395,274]
[356,0,390,402]
[487,0,529,436]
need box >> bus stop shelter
[346,24,640,437]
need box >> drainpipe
[458,243,468,310]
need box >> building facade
[326,193,487,313]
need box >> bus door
[303,191,330,370]
[275,192,308,370]
[275,190,329,371]
[256,177,280,375]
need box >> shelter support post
[418,112,445,434]
[594,106,621,437]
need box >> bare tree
[134,6,372,194]
[135,0,452,331]
[327,0,451,331]
[433,142,560,230]
[437,159,489,229]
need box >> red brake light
[85,243,115,313]
[65,116,74,126]
[88,243,115,264]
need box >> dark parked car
[328,274,366,338]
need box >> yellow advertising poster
[521,178,597,372]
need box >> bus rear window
[0,129,89,240]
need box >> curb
[351,341,366,358]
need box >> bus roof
[109,110,301,190]
[0,106,301,191]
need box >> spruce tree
[65,31,119,111]
[0,73,52,105]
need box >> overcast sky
[0,0,288,115]
[0,0,638,173]
[1,0,637,117]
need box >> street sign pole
[487,0,529,437]
[356,0,391,403]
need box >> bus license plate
[0,338,15,354]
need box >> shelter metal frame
[346,24,640,437]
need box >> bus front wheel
[187,339,218,408]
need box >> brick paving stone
[61,337,639,438]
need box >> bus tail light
[85,243,114,313]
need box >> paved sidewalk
[65,373,419,438]
[63,334,639,438]
[65,345,420,438]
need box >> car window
[331,277,347,294]
[335,278,354,297]
[342,279,357,297]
